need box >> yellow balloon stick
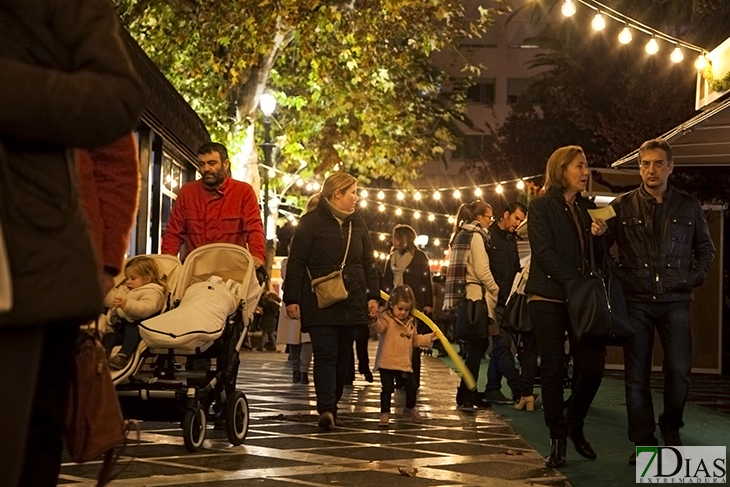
[379,290,476,390]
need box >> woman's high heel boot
[514,395,535,411]
[545,438,567,468]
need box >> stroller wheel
[225,391,249,445]
[183,407,207,452]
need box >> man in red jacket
[161,142,266,267]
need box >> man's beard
[202,171,225,189]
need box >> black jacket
[381,248,433,310]
[283,201,380,330]
[487,222,521,305]
[607,185,715,302]
[526,187,601,300]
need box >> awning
[612,94,730,167]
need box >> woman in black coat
[382,224,433,386]
[284,174,380,430]
[526,146,606,468]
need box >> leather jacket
[607,185,715,302]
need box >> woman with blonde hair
[284,173,380,430]
[525,145,607,468]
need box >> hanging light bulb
[313,182,321,191]
[453,189,461,199]
[448,216,455,224]
[360,189,368,198]
[359,200,367,208]
[671,45,684,63]
[395,208,402,216]
[413,211,421,219]
[374,251,379,258]
[618,25,632,44]
[414,191,421,200]
[282,174,292,184]
[268,168,276,178]
[591,12,606,31]
[378,203,385,212]
[433,191,441,200]
[695,53,708,70]
[646,36,659,55]
[380,253,387,260]
[296,178,304,187]
[495,183,504,194]
[474,187,482,197]
[377,190,385,200]
[516,179,525,190]
[292,219,298,226]
[561,0,576,17]
[379,234,386,241]
[306,183,313,191]
[396,191,404,200]
[434,239,440,246]
[428,214,435,221]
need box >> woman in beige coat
[369,285,436,428]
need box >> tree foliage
[115,0,497,185]
[477,0,730,181]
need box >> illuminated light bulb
[374,251,379,258]
[444,249,449,255]
[445,259,449,266]
[377,190,385,200]
[361,189,368,198]
[591,12,606,31]
[618,25,632,44]
[395,208,402,215]
[397,191,404,200]
[474,187,482,196]
[296,178,303,187]
[516,179,525,190]
[170,180,178,189]
[495,183,504,194]
[306,183,313,191]
[268,168,276,178]
[378,204,385,212]
[282,174,292,184]
[313,182,321,191]
[695,53,708,70]
[429,260,435,266]
[671,46,684,63]
[414,211,421,219]
[360,200,367,208]
[379,234,386,241]
[646,37,659,55]
[448,216,455,223]
[414,191,421,200]
[561,0,576,17]
[292,219,298,226]
[433,191,441,200]
[439,260,445,267]
[380,253,387,260]
[453,189,461,199]
[333,163,340,171]
[428,214,435,221]
[165,175,172,183]
[434,239,440,246]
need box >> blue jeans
[486,325,522,397]
[308,325,361,416]
[624,301,692,445]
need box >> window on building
[466,78,496,104]
[452,134,485,161]
[160,152,185,238]
[507,78,530,104]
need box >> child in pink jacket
[369,285,436,427]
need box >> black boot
[545,438,567,468]
[293,370,301,383]
[300,372,309,384]
[568,428,597,459]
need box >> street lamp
[259,93,276,248]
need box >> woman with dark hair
[382,224,433,387]
[443,200,499,410]
[526,145,606,468]
[284,174,380,430]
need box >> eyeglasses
[480,214,495,222]
[639,160,667,169]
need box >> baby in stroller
[104,256,166,369]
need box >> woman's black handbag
[563,237,634,342]
[455,298,488,341]
[504,292,532,333]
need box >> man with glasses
[592,138,715,465]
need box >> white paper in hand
[587,205,617,222]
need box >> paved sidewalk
[58,344,570,486]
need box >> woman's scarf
[443,221,490,311]
[389,249,414,287]
[322,196,355,223]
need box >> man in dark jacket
[595,139,716,465]
[484,202,527,403]
[161,142,266,267]
[0,1,145,485]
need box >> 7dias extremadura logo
[636,446,726,483]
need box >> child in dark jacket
[369,285,436,427]
[258,292,280,351]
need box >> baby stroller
[112,243,263,452]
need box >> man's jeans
[624,301,692,445]
[486,326,521,397]
[308,325,361,416]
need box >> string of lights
[560,0,709,68]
